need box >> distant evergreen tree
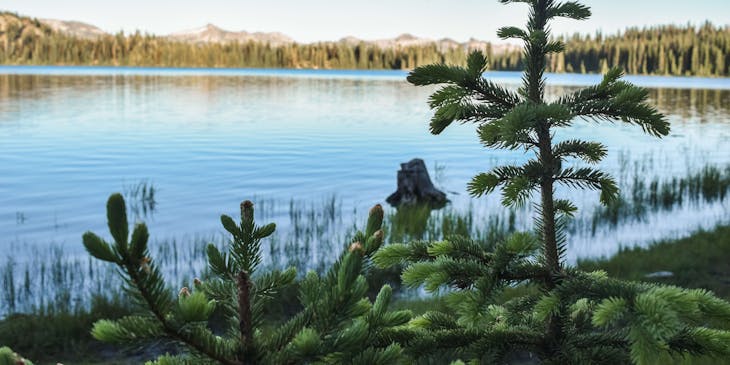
[374,1,730,364]
[83,194,412,364]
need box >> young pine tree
[83,194,412,365]
[374,0,730,364]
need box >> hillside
[0,12,52,42]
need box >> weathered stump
[386,158,448,208]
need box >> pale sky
[3,0,728,43]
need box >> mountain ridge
[167,23,295,46]
[39,18,106,39]
[163,23,520,54]
[0,11,517,53]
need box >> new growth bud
[363,228,386,254]
[349,241,363,253]
[140,256,152,274]
[241,200,254,223]
[366,204,384,236]
[177,289,216,322]
[178,287,191,298]
[369,204,384,218]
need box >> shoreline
[0,65,729,89]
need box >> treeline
[0,12,727,76]
[550,23,729,76]
[0,31,525,71]
[0,12,521,70]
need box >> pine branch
[553,140,607,164]
[557,67,623,106]
[554,167,619,204]
[558,68,670,137]
[548,2,591,20]
[408,50,523,136]
[500,264,548,282]
[428,236,493,265]
[127,261,239,365]
[474,77,523,108]
[132,265,238,364]
[497,26,529,41]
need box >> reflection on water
[544,85,730,124]
[5,74,730,122]
[652,87,730,123]
[0,68,729,314]
[389,204,434,241]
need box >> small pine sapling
[374,1,730,364]
[84,194,412,364]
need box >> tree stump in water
[386,159,448,208]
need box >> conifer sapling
[374,1,730,364]
[84,195,412,364]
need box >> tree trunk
[386,158,448,208]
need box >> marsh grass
[122,179,157,219]
[553,159,730,252]
[588,165,730,230]
[384,203,517,244]
[2,163,729,317]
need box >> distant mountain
[167,23,295,46]
[39,18,106,39]
[164,25,518,54]
[337,33,519,55]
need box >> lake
[0,66,729,312]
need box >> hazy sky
[3,0,728,43]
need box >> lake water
[1,67,729,288]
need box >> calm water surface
[1,67,729,265]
